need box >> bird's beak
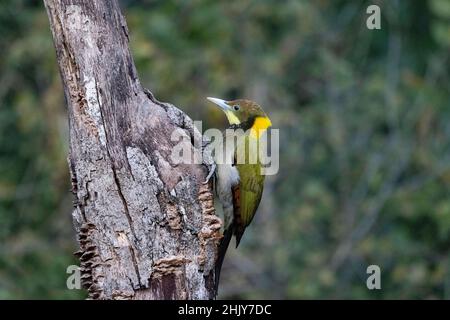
[207,97,231,111]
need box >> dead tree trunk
[44,0,220,299]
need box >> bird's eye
[233,105,240,111]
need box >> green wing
[233,135,266,246]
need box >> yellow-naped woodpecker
[206,97,272,295]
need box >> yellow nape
[250,116,272,138]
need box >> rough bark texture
[44,0,221,299]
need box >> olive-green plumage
[233,134,265,244]
[206,97,271,296]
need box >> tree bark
[44,0,220,299]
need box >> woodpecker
[206,97,272,295]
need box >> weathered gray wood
[44,0,220,299]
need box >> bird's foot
[202,136,216,184]
[203,162,216,184]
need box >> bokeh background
[1,0,450,299]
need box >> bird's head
[207,97,272,137]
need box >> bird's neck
[250,116,272,138]
[229,116,255,132]
[228,116,271,139]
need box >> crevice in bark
[111,167,142,286]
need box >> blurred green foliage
[0,0,449,299]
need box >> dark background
[1,0,450,299]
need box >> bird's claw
[203,162,216,184]
[202,135,216,184]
